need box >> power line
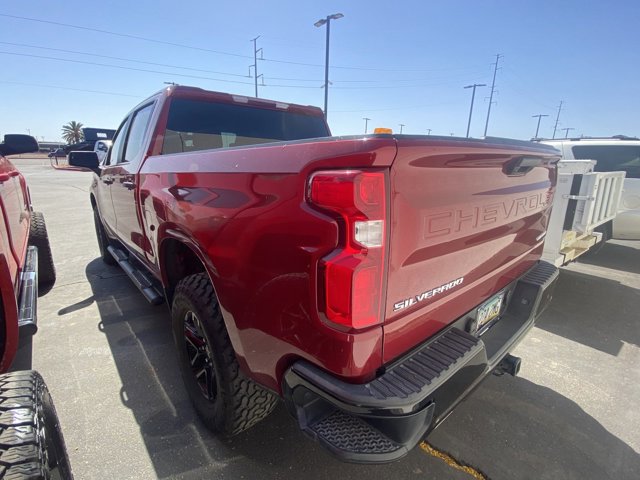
[483,53,502,137]
[0,13,253,59]
[249,36,264,97]
[0,80,142,98]
[0,49,489,91]
[1,41,487,85]
[0,41,251,78]
[0,50,256,86]
[0,13,491,74]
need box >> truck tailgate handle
[504,156,544,176]
[562,194,595,201]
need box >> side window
[572,145,640,178]
[122,103,155,164]
[105,118,130,166]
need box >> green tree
[61,121,84,144]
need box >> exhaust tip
[495,354,521,377]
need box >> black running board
[107,246,164,305]
[18,246,38,338]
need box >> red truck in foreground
[0,134,72,478]
[69,85,560,463]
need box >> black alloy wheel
[183,310,217,401]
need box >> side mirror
[68,151,100,172]
[0,134,39,156]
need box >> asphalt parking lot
[13,158,640,479]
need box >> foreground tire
[92,208,116,266]
[172,272,278,435]
[0,371,73,479]
[28,212,56,289]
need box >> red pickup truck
[69,85,560,463]
[0,134,72,478]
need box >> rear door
[382,137,558,362]
[0,157,29,288]
[110,102,156,261]
[0,156,30,286]
[98,118,130,232]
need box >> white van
[540,137,640,240]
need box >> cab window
[122,103,155,164]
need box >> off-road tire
[172,272,278,436]
[92,208,116,266]
[28,212,56,289]
[0,371,73,480]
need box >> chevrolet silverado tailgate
[383,136,559,362]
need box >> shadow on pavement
[82,258,640,480]
[577,241,640,275]
[535,268,640,355]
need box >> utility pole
[464,83,486,138]
[483,53,502,137]
[399,124,405,134]
[426,128,432,135]
[552,101,563,139]
[314,13,344,120]
[532,114,549,138]
[362,117,371,134]
[249,36,264,98]
[561,127,574,139]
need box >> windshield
[161,98,329,154]
[572,144,640,178]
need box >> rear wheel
[171,272,278,435]
[28,212,56,290]
[0,371,73,480]
[93,208,116,266]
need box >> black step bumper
[282,261,559,463]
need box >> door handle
[122,181,135,190]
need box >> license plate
[477,292,505,330]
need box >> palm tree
[61,121,84,144]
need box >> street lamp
[464,83,486,138]
[363,117,370,134]
[314,13,344,121]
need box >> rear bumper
[282,260,558,463]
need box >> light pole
[562,127,574,139]
[399,124,405,134]
[426,129,432,135]
[314,13,344,121]
[363,117,370,134]
[464,84,486,137]
[532,114,549,139]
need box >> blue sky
[1,1,638,142]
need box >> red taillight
[308,170,387,330]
